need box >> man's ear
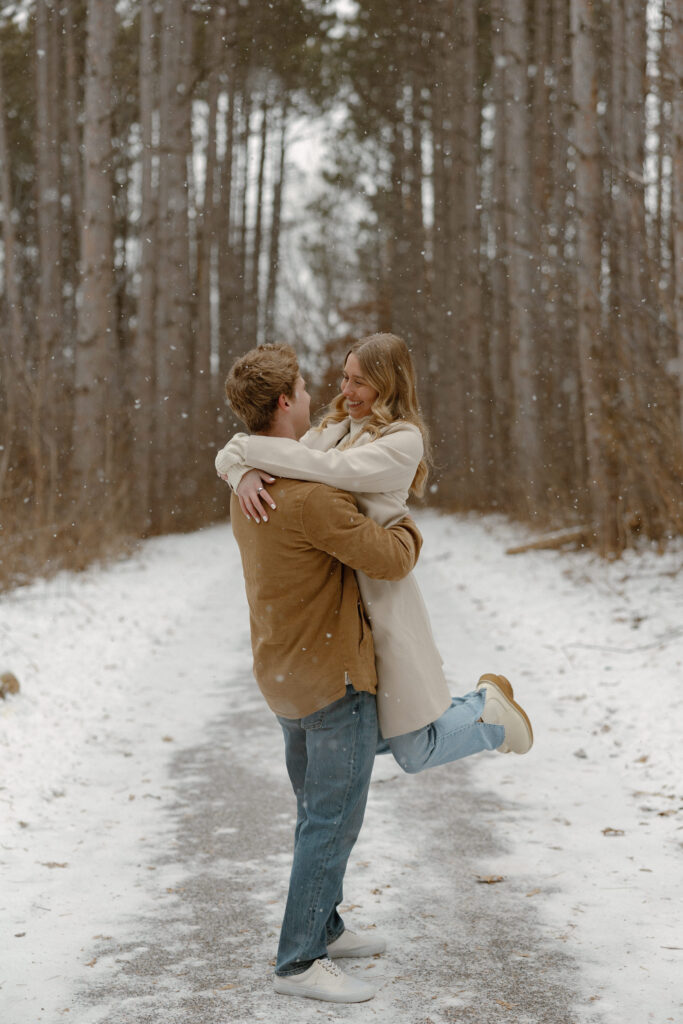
[277,392,291,412]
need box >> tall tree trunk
[73,0,116,520]
[674,0,683,437]
[154,0,194,530]
[264,96,289,345]
[428,1,465,505]
[404,84,430,407]
[62,0,83,373]
[194,7,224,453]
[132,0,158,533]
[63,0,83,236]
[570,0,615,551]
[0,47,25,498]
[244,93,269,344]
[430,36,451,358]
[218,85,238,377]
[237,90,253,345]
[549,0,584,503]
[461,0,486,504]
[504,0,543,515]
[34,0,62,526]
[488,0,511,503]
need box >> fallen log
[506,525,592,555]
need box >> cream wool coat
[216,419,451,738]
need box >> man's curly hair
[225,344,299,432]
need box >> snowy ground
[1,512,681,1023]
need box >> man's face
[290,376,311,439]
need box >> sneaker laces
[317,957,344,978]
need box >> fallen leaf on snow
[601,827,625,836]
[526,888,541,897]
[40,862,68,869]
[476,874,505,884]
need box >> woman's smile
[341,353,379,419]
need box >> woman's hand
[236,469,277,523]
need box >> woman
[216,333,533,771]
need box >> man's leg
[276,686,378,977]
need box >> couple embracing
[216,333,533,1003]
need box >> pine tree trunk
[194,8,224,452]
[154,0,194,530]
[63,0,83,235]
[570,0,613,549]
[461,0,486,504]
[235,90,253,349]
[504,0,543,515]
[0,47,25,498]
[428,1,465,505]
[264,97,289,345]
[671,0,683,437]
[132,0,158,533]
[488,1,511,500]
[218,72,238,381]
[73,0,116,519]
[404,85,430,405]
[34,0,62,525]
[244,93,269,344]
[549,0,584,503]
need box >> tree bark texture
[154,0,194,530]
[73,0,116,514]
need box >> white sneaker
[477,673,533,754]
[327,928,386,958]
[273,957,375,1002]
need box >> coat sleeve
[244,424,423,494]
[214,427,321,492]
[301,487,423,581]
[215,433,251,491]
[215,433,249,475]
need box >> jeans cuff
[276,958,316,977]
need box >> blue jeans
[381,690,504,772]
[275,685,378,976]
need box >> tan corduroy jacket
[218,420,451,737]
[231,480,422,719]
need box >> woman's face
[341,353,379,420]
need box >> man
[223,343,423,1003]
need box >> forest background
[0,0,682,590]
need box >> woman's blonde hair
[318,333,431,496]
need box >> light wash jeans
[275,685,378,977]
[380,690,504,772]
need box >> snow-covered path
[1,514,681,1023]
